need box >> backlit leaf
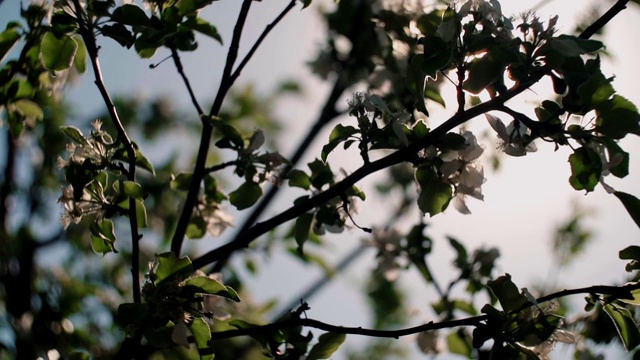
[229,181,262,210]
[415,166,451,216]
[596,95,640,139]
[614,192,640,229]
[568,146,602,192]
[41,32,78,70]
[602,302,640,350]
[486,274,527,313]
[154,252,194,285]
[307,332,346,360]
[0,28,20,63]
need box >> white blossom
[440,131,486,214]
[198,203,234,237]
[486,114,537,157]
[528,329,576,360]
[57,185,104,229]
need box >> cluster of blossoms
[348,92,412,147]
[56,120,115,169]
[56,120,115,228]
[439,131,486,214]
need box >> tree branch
[579,0,629,40]
[192,0,630,270]
[170,45,204,116]
[170,0,254,255]
[228,0,298,85]
[192,81,530,269]
[72,0,142,304]
[210,282,640,342]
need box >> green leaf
[614,192,640,229]
[111,4,150,27]
[184,17,222,44]
[135,199,147,228]
[72,36,87,74]
[0,28,20,63]
[406,55,429,116]
[183,276,240,302]
[229,181,262,210]
[115,180,144,199]
[40,32,78,71]
[288,169,311,190]
[186,215,207,239]
[154,252,194,285]
[463,47,509,95]
[171,172,193,191]
[13,99,43,121]
[513,313,562,346]
[620,246,640,261]
[448,237,468,270]
[321,124,358,162]
[412,121,429,140]
[300,0,312,9]
[602,302,640,350]
[486,274,527,313]
[447,330,472,357]
[90,219,118,255]
[135,143,156,175]
[420,36,451,80]
[601,138,629,178]
[211,121,244,149]
[102,23,136,48]
[577,58,613,109]
[555,35,603,54]
[596,95,640,139]
[294,213,314,255]
[189,317,211,349]
[175,0,215,16]
[415,166,451,216]
[568,146,602,192]
[306,332,346,360]
[308,159,334,189]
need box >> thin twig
[170,45,205,116]
[204,160,239,174]
[71,0,142,304]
